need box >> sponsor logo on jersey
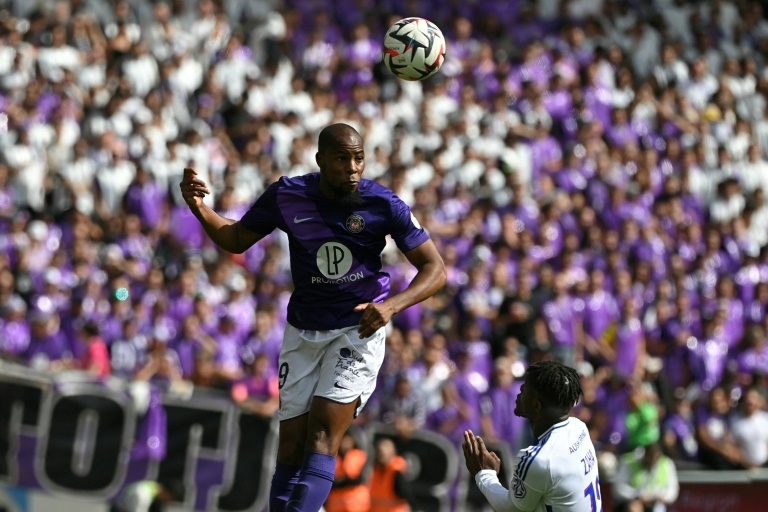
[346,214,365,233]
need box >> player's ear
[315,151,323,169]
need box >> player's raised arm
[179,167,265,254]
[355,238,446,338]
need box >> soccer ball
[383,17,446,81]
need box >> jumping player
[180,123,446,512]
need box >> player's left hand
[354,302,395,338]
[462,430,501,477]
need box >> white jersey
[475,418,603,512]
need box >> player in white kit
[463,360,603,512]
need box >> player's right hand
[180,167,210,210]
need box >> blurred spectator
[77,319,110,378]
[325,430,370,512]
[625,383,661,452]
[730,387,768,469]
[479,355,528,452]
[661,389,700,469]
[230,352,279,418]
[613,442,679,512]
[369,437,411,512]
[375,372,426,440]
[695,387,742,470]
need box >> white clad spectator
[301,29,338,87]
[5,130,47,212]
[711,0,741,42]
[280,77,313,118]
[59,139,97,215]
[188,0,218,51]
[201,14,232,68]
[731,387,768,468]
[168,43,204,99]
[269,113,303,169]
[740,144,768,194]
[709,177,745,224]
[746,189,768,249]
[95,154,136,218]
[723,58,756,101]
[653,44,689,90]
[46,115,81,173]
[382,86,420,132]
[244,75,274,119]
[404,147,435,192]
[37,24,82,83]
[659,0,696,46]
[123,41,159,99]
[622,21,661,80]
[144,1,183,63]
[425,80,459,131]
[612,67,636,109]
[682,58,720,111]
[78,43,108,91]
[727,119,752,163]
[213,32,261,102]
[1,44,34,92]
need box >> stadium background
[2,0,768,510]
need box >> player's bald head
[318,123,362,152]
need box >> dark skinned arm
[355,239,446,338]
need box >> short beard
[338,188,363,207]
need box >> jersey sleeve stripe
[518,433,549,481]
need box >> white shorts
[277,323,386,421]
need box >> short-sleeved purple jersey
[240,173,430,330]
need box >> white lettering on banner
[311,271,364,284]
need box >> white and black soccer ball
[383,17,446,81]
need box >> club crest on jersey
[346,214,365,233]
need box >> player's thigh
[314,326,386,415]
[277,324,326,422]
[276,413,309,466]
[305,396,361,453]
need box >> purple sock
[284,451,337,512]
[270,462,301,512]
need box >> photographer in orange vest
[369,437,411,512]
[325,430,370,512]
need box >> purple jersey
[240,174,430,330]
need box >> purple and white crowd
[2,0,768,476]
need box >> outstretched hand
[180,167,210,210]
[354,302,396,338]
[462,430,501,477]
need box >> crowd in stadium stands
[2,2,768,494]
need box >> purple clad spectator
[479,357,527,453]
[172,315,216,379]
[124,165,166,229]
[245,306,284,368]
[695,387,741,470]
[375,372,427,439]
[582,268,620,361]
[688,313,731,393]
[452,344,488,435]
[214,314,245,383]
[537,272,584,365]
[734,324,768,379]
[25,311,73,370]
[426,381,473,446]
[662,389,700,467]
[231,352,280,419]
[613,299,646,381]
[0,296,31,360]
[109,317,149,380]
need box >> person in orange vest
[369,437,411,512]
[325,431,370,512]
